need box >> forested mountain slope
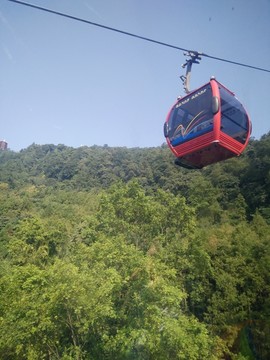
[0,133,270,359]
[1,133,270,219]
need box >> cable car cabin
[164,78,252,169]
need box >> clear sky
[1,0,270,151]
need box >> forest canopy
[0,133,270,359]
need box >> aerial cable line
[7,0,270,74]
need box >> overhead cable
[7,0,270,74]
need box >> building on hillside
[0,140,8,150]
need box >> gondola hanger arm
[180,51,202,94]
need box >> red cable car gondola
[164,54,252,169]
[164,77,252,169]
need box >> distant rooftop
[0,140,8,150]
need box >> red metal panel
[219,132,244,155]
[210,79,221,141]
[172,131,215,157]
[178,142,238,169]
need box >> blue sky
[1,0,270,151]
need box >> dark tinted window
[167,84,213,146]
[220,86,249,144]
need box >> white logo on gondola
[175,88,207,108]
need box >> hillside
[0,134,270,359]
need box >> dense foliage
[0,133,270,359]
